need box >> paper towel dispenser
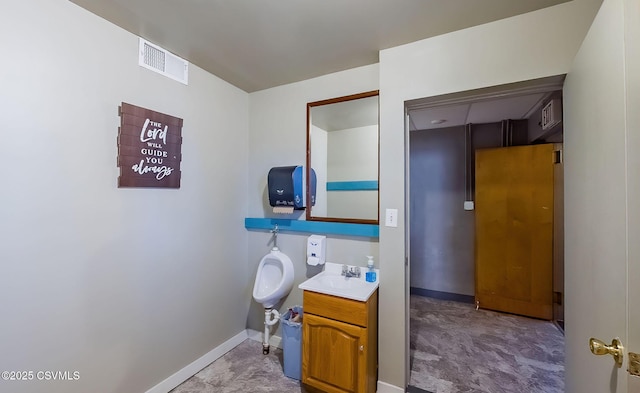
[268,166,316,210]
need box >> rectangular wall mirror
[306,90,379,224]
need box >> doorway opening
[405,75,565,393]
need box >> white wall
[247,65,380,335]
[327,125,378,182]
[377,0,601,388]
[0,1,249,393]
[327,190,378,220]
[310,125,328,216]
[327,125,378,220]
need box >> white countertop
[298,262,379,302]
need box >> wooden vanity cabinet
[302,290,378,393]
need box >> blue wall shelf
[326,180,379,191]
[244,217,379,238]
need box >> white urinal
[252,246,294,354]
[252,247,294,308]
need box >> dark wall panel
[410,126,475,295]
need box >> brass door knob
[589,337,624,367]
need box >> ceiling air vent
[541,98,561,130]
[139,38,188,85]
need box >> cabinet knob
[359,345,364,352]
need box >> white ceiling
[409,92,548,131]
[311,95,379,131]
[307,90,556,133]
[405,74,566,131]
[308,76,565,132]
[69,0,570,92]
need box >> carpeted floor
[409,295,565,393]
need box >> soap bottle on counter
[365,256,377,282]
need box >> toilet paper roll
[307,256,320,266]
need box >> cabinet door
[302,313,367,393]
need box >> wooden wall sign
[117,103,183,188]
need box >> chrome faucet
[342,265,361,278]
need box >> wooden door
[475,144,554,320]
[302,313,367,393]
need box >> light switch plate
[385,208,398,227]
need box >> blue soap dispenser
[365,256,376,282]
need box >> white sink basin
[317,275,370,290]
[298,263,379,301]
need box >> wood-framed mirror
[306,90,379,224]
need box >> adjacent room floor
[409,295,565,393]
[170,295,564,393]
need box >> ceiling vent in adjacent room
[139,38,189,85]
[541,98,561,130]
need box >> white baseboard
[145,328,393,393]
[246,328,282,349]
[377,380,405,393]
[145,330,248,393]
